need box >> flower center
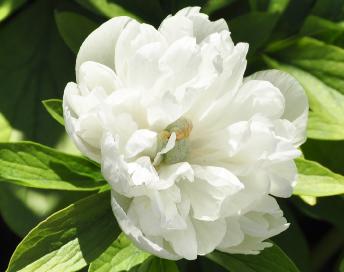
[156,117,193,165]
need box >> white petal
[115,20,166,83]
[158,162,194,189]
[125,129,157,159]
[78,61,122,95]
[164,217,198,260]
[176,6,228,42]
[217,218,244,249]
[159,15,194,43]
[267,160,297,198]
[76,16,132,79]
[247,69,309,146]
[63,83,102,162]
[181,165,243,220]
[153,132,176,166]
[111,191,180,260]
[232,79,285,121]
[127,157,159,186]
[193,218,226,255]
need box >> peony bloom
[63,7,308,260]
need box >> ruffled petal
[76,16,132,79]
[111,191,180,260]
[247,69,308,146]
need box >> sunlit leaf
[0,142,104,191]
[294,158,344,197]
[7,191,120,272]
[89,233,150,272]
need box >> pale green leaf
[0,113,11,141]
[7,191,120,272]
[207,244,300,272]
[0,0,26,21]
[89,233,150,272]
[42,99,64,126]
[55,11,98,54]
[0,142,104,190]
[294,158,344,197]
[299,195,317,206]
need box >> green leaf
[131,257,180,272]
[0,183,90,237]
[202,0,238,14]
[74,0,165,24]
[89,233,150,272]
[0,142,104,191]
[340,256,344,272]
[273,201,311,272]
[0,113,11,141]
[0,0,26,22]
[249,0,289,13]
[292,196,344,235]
[271,0,314,39]
[55,11,98,54]
[264,53,344,140]
[207,244,300,272]
[42,99,64,126]
[7,191,120,272]
[0,0,74,146]
[300,16,344,47]
[294,158,344,197]
[268,37,344,95]
[311,0,344,21]
[230,11,279,55]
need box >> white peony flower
[63,7,308,260]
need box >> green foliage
[273,201,311,272]
[230,12,279,55]
[0,142,104,190]
[0,183,91,237]
[0,0,74,146]
[89,233,151,272]
[0,113,11,141]
[0,0,25,21]
[207,244,300,272]
[55,12,98,54]
[294,158,344,196]
[42,99,64,126]
[6,191,120,272]
[131,257,180,272]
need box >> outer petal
[111,191,180,260]
[63,82,103,162]
[163,217,198,260]
[76,16,132,80]
[175,6,228,42]
[193,218,226,255]
[247,69,309,146]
